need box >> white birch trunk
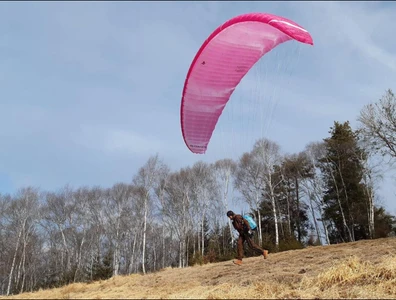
[129,234,137,274]
[6,223,24,296]
[142,196,148,274]
[329,167,353,241]
[269,181,279,248]
[162,226,165,269]
[255,191,263,244]
[309,194,321,244]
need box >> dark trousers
[237,232,264,260]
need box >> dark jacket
[232,214,251,234]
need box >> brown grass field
[2,237,396,299]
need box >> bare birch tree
[213,159,237,242]
[42,186,77,277]
[5,187,40,296]
[159,168,194,268]
[234,151,265,244]
[103,183,135,276]
[358,89,396,163]
[190,161,219,257]
[133,154,169,274]
[252,138,283,248]
[356,139,384,239]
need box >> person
[227,210,269,266]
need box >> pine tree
[281,153,313,242]
[320,121,369,243]
[89,250,113,281]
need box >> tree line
[1,89,395,296]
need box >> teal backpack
[243,214,257,231]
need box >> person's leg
[233,235,245,265]
[245,235,269,259]
[236,235,244,260]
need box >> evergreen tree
[320,121,369,243]
[281,154,313,242]
[89,250,113,281]
[374,207,396,238]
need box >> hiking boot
[263,250,269,259]
[233,259,243,266]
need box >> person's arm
[234,215,250,232]
[233,215,243,231]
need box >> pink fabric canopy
[180,13,313,154]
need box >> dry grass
[2,237,396,299]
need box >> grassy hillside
[2,237,396,299]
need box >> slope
[2,237,396,299]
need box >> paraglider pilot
[227,210,269,266]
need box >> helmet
[226,210,234,217]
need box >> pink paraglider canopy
[180,12,314,154]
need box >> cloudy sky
[1,1,395,213]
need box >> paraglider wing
[180,13,313,154]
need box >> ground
[2,237,396,299]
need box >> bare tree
[213,159,237,242]
[190,161,219,257]
[252,138,283,248]
[71,187,101,282]
[0,194,11,294]
[81,187,106,280]
[356,139,384,239]
[133,154,169,274]
[5,187,40,296]
[154,174,170,270]
[126,186,147,275]
[234,151,265,244]
[358,89,396,163]
[42,186,76,277]
[160,168,194,268]
[103,183,135,276]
